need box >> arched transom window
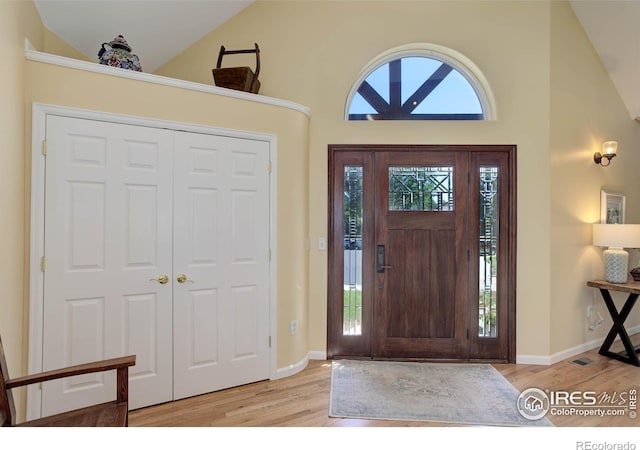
[346,44,495,121]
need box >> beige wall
[549,2,640,355]
[159,0,555,357]
[0,0,45,420]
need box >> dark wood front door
[327,145,516,362]
[373,151,469,358]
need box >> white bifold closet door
[41,115,270,416]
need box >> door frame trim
[327,144,517,362]
[27,102,278,419]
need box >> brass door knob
[177,274,194,284]
[149,275,169,284]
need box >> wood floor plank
[129,337,640,427]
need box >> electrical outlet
[290,320,298,336]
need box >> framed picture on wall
[601,189,626,224]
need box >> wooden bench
[0,334,135,426]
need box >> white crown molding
[24,39,311,117]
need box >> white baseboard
[516,354,553,365]
[273,353,309,380]
[279,327,640,370]
[272,351,327,380]
[516,324,640,366]
[308,350,327,360]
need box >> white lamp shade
[593,224,640,248]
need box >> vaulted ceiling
[570,0,640,120]
[34,0,255,73]
[34,1,639,120]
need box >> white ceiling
[570,0,640,120]
[34,1,639,120]
[34,0,255,73]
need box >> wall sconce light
[594,141,618,166]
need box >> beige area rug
[329,359,553,427]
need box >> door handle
[149,274,169,284]
[177,274,195,284]
[376,245,393,273]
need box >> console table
[587,279,640,366]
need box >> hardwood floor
[129,338,640,428]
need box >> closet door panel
[42,115,174,415]
[172,132,270,399]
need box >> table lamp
[593,224,640,283]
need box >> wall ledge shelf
[24,39,310,117]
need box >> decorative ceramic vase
[603,247,629,283]
[98,35,142,72]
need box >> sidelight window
[479,166,499,337]
[343,166,363,335]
